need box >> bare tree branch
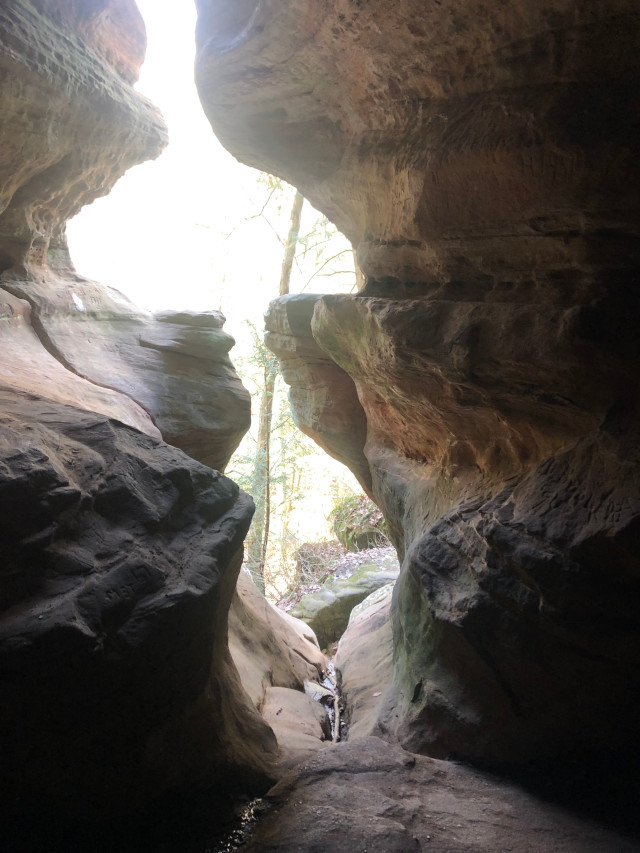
[301,249,355,290]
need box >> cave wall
[0,390,276,823]
[196,0,640,768]
[0,0,163,270]
[0,0,274,831]
[0,0,250,471]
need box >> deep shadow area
[505,750,640,842]
[3,750,639,853]
[1,786,271,853]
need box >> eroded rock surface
[243,737,639,853]
[0,0,257,837]
[196,0,639,290]
[264,294,371,492]
[197,0,640,771]
[311,294,640,766]
[0,0,166,270]
[1,272,250,471]
[0,285,158,436]
[0,0,250,471]
[0,392,276,824]
[230,570,326,709]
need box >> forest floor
[276,544,397,612]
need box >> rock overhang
[196,0,640,770]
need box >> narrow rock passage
[227,589,640,852]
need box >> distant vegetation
[330,494,388,552]
[226,175,364,601]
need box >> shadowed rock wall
[0,0,268,832]
[196,0,640,768]
[0,391,276,822]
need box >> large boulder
[335,585,395,741]
[229,572,332,766]
[196,0,640,771]
[229,569,326,709]
[0,391,277,825]
[260,687,331,767]
[291,553,399,650]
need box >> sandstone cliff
[197,0,640,769]
[0,0,268,831]
[0,0,250,471]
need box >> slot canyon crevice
[1,1,639,851]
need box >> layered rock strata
[0,0,258,835]
[196,0,639,294]
[1,273,250,472]
[197,0,640,769]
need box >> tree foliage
[329,494,389,552]
[227,174,362,599]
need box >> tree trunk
[245,188,304,594]
[279,190,304,296]
[353,252,365,291]
[245,362,276,593]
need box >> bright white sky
[67,1,362,575]
[67,0,355,335]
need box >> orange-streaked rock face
[196,0,640,289]
[197,0,640,770]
